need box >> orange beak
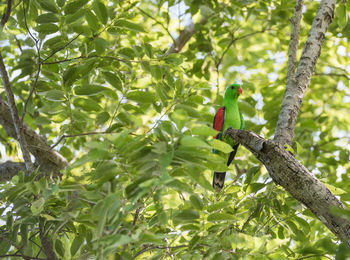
[238,87,243,95]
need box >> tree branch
[167,17,208,55]
[0,0,12,27]
[0,161,26,182]
[286,0,304,81]
[39,218,58,260]
[274,0,336,146]
[226,128,350,246]
[133,245,187,258]
[0,98,68,172]
[0,53,33,172]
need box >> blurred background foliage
[0,0,350,259]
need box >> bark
[167,17,208,55]
[0,98,68,173]
[226,128,350,245]
[274,0,336,146]
[0,53,33,172]
[0,161,26,182]
[286,0,304,81]
[39,218,58,260]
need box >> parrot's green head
[224,84,243,100]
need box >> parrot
[212,84,244,192]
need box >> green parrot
[212,84,244,192]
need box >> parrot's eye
[231,86,234,89]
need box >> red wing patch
[213,107,225,138]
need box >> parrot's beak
[238,87,243,95]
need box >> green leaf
[74,84,107,96]
[207,201,230,212]
[324,183,347,195]
[64,0,89,14]
[73,98,102,112]
[41,90,66,102]
[71,236,84,256]
[65,9,85,24]
[165,53,183,65]
[98,234,133,249]
[210,139,233,153]
[246,183,265,194]
[55,239,65,257]
[115,19,145,32]
[96,111,110,125]
[37,0,59,13]
[102,72,123,91]
[295,141,303,154]
[31,198,45,215]
[180,136,211,149]
[127,90,154,103]
[336,4,347,29]
[174,209,200,221]
[189,194,204,210]
[207,213,235,221]
[239,100,256,117]
[35,24,59,34]
[95,38,108,54]
[192,125,218,136]
[93,1,108,24]
[36,13,59,23]
[85,10,100,31]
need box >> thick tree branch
[0,53,33,172]
[274,0,336,146]
[167,17,208,55]
[0,98,68,172]
[286,0,304,80]
[226,128,350,246]
[0,161,26,182]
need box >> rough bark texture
[0,54,33,172]
[286,0,304,80]
[0,161,26,182]
[0,98,68,172]
[39,218,58,260]
[226,128,350,245]
[274,0,336,146]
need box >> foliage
[0,0,350,259]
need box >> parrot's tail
[213,171,226,192]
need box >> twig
[49,131,109,150]
[0,53,33,172]
[0,0,12,26]
[0,233,32,260]
[22,1,38,46]
[240,203,262,232]
[133,245,187,258]
[136,6,175,44]
[40,34,81,64]
[314,72,350,80]
[21,0,43,124]
[0,254,45,260]
[108,95,125,128]
[14,36,23,52]
[216,29,266,68]
[296,254,332,260]
[41,55,158,65]
[133,207,141,226]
